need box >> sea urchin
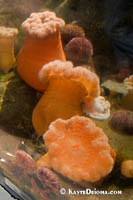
[110,110,133,134]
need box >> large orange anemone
[17,11,66,91]
[37,116,116,184]
[32,60,101,135]
[0,26,18,73]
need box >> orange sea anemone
[32,60,110,136]
[17,11,66,91]
[37,116,116,184]
[0,26,18,73]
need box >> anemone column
[17,11,66,92]
[32,78,86,135]
[0,27,18,73]
[32,60,110,136]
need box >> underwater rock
[60,23,85,44]
[0,72,37,138]
[32,60,102,135]
[109,110,133,134]
[0,72,38,138]
[17,11,66,91]
[65,37,93,65]
[0,26,18,73]
[38,116,116,185]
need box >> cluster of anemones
[2,10,118,196]
[17,10,115,187]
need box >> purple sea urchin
[110,110,133,134]
[15,150,36,174]
[60,24,85,44]
[8,150,36,185]
[8,149,60,199]
[65,37,93,65]
[36,166,60,194]
[32,166,60,200]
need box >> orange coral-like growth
[37,116,116,183]
[17,11,66,91]
[32,60,100,135]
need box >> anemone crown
[43,116,115,183]
[22,11,65,38]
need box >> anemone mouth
[43,116,115,183]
